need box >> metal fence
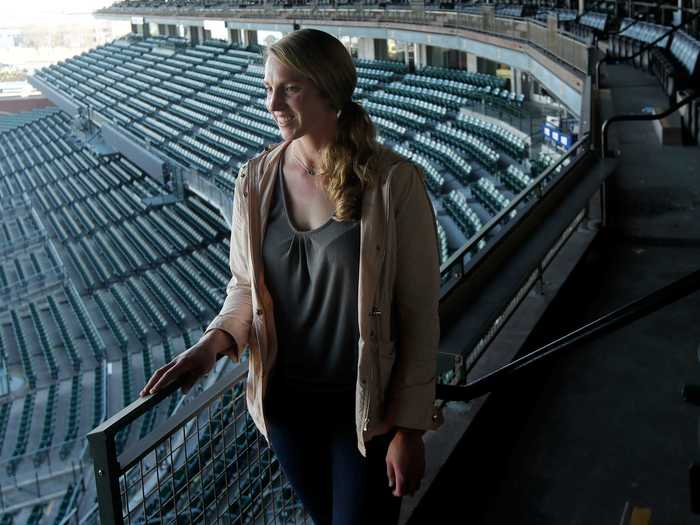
[99,5,591,75]
[89,365,309,524]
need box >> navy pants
[264,381,402,525]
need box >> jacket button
[256,309,263,316]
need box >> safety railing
[97,4,592,75]
[601,90,700,158]
[89,364,309,524]
[437,267,700,401]
[441,132,591,293]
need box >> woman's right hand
[139,329,237,397]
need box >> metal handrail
[440,132,591,285]
[437,267,700,402]
[605,15,644,37]
[601,90,700,158]
[595,10,700,87]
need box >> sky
[0,0,115,27]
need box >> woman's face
[263,55,336,142]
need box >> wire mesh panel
[89,367,309,525]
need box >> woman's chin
[279,127,302,141]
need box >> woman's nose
[267,89,286,112]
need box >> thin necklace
[291,143,316,177]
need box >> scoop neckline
[278,159,336,235]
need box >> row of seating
[112,285,150,342]
[419,66,507,89]
[59,376,81,460]
[95,291,129,349]
[480,86,525,114]
[444,190,484,238]
[412,134,473,185]
[93,365,105,430]
[6,393,35,476]
[10,310,37,389]
[53,483,78,525]
[610,19,699,97]
[28,303,59,381]
[174,259,222,309]
[33,384,57,468]
[47,296,82,372]
[369,114,408,139]
[368,90,448,118]
[354,57,407,73]
[581,12,608,31]
[361,100,429,129]
[158,267,208,320]
[142,271,187,325]
[434,123,500,170]
[454,113,528,159]
[436,222,449,266]
[190,250,229,289]
[503,164,533,193]
[472,177,512,215]
[125,280,168,334]
[383,82,470,111]
[0,402,9,459]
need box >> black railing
[601,90,700,158]
[438,267,700,401]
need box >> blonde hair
[265,29,379,221]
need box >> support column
[358,37,375,60]
[466,52,477,73]
[511,67,523,95]
[242,30,258,47]
[578,0,585,15]
[414,43,428,70]
[186,26,202,45]
[426,45,445,68]
[373,38,388,61]
[403,42,411,68]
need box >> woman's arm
[203,162,255,359]
[385,161,441,432]
[141,164,253,395]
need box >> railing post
[88,428,124,525]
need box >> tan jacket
[206,140,442,456]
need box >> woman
[141,28,441,525]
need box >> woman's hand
[139,329,237,397]
[385,428,426,497]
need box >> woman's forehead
[263,56,306,84]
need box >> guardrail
[89,364,309,524]
[97,4,592,75]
